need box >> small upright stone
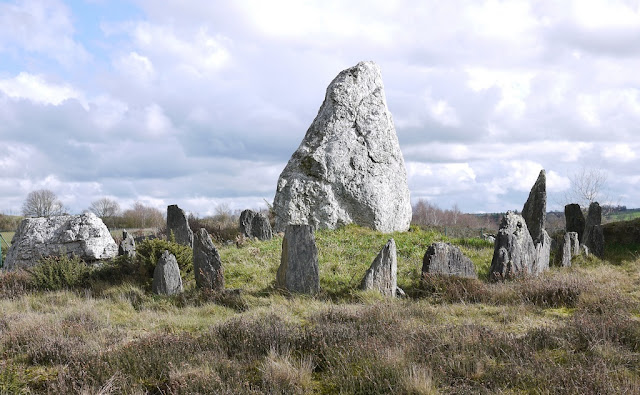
[565,204,585,242]
[167,204,193,247]
[193,228,224,290]
[489,211,537,281]
[568,232,580,257]
[583,202,604,258]
[422,242,477,278]
[239,209,256,238]
[559,232,573,267]
[152,250,183,295]
[276,225,319,294]
[360,239,397,296]
[118,230,136,258]
[251,213,273,241]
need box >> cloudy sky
[1,0,638,217]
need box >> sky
[0,0,639,217]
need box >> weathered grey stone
[360,238,397,296]
[422,242,477,278]
[522,169,547,244]
[276,225,319,294]
[489,212,537,281]
[251,213,272,241]
[5,213,117,270]
[565,203,585,242]
[581,245,590,257]
[568,232,580,257]
[273,61,412,233]
[239,209,256,238]
[167,204,193,247]
[193,228,224,290]
[583,202,604,258]
[152,250,183,295]
[559,232,573,267]
[118,230,136,258]
[533,230,551,275]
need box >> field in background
[1,225,640,393]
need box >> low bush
[27,255,92,291]
[133,238,193,280]
[0,269,32,298]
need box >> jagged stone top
[522,169,546,244]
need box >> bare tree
[121,202,164,229]
[89,197,120,218]
[565,167,609,208]
[22,189,66,217]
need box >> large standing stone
[583,202,604,258]
[489,212,537,281]
[152,250,183,295]
[251,213,273,241]
[422,242,477,278]
[239,209,256,238]
[522,169,550,274]
[565,204,585,242]
[360,239,397,296]
[167,204,193,247]
[4,213,117,270]
[272,61,412,233]
[118,230,136,258]
[522,169,546,243]
[193,228,224,290]
[276,225,319,294]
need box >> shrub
[134,238,193,280]
[0,269,32,298]
[27,255,92,291]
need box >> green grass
[605,210,640,222]
[1,225,640,393]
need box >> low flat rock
[5,213,117,270]
[422,242,477,278]
[276,225,319,294]
[152,250,183,295]
[167,204,193,247]
[360,238,397,296]
[193,228,224,290]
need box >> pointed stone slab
[276,225,319,294]
[422,242,477,278]
[522,169,547,244]
[152,250,183,295]
[273,61,412,233]
[193,228,224,290]
[167,204,193,247]
[360,239,397,296]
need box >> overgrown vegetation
[1,225,640,393]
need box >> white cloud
[114,51,156,83]
[144,103,172,135]
[603,143,636,162]
[0,72,86,108]
[466,68,535,118]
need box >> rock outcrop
[272,61,412,233]
[193,228,224,290]
[167,204,193,247]
[565,204,585,242]
[5,213,117,269]
[360,239,397,296]
[152,250,183,295]
[422,242,477,278]
[522,170,550,274]
[118,230,136,258]
[276,225,319,294]
[489,212,537,281]
[583,202,604,258]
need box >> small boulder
[360,238,397,296]
[276,225,319,294]
[239,209,256,238]
[167,204,193,247]
[118,230,136,258]
[193,228,224,290]
[152,250,183,295]
[565,203,585,242]
[489,211,537,281]
[422,242,477,278]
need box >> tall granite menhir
[489,212,537,281]
[193,228,224,290]
[273,61,412,233]
[167,204,193,247]
[521,170,550,274]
